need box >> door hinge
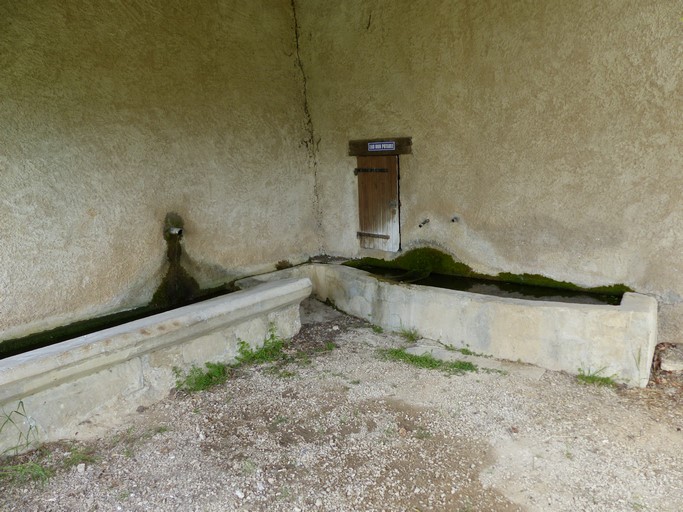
[354,168,388,175]
[357,231,390,240]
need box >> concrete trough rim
[240,264,658,387]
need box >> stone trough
[0,278,311,454]
[239,264,658,388]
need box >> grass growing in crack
[371,325,384,334]
[577,368,617,387]
[380,348,477,375]
[441,343,491,358]
[456,347,475,356]
[398,328,420,343]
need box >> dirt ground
[1,299,682,512]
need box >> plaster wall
[0,1,317,340]
[297,0,683,343]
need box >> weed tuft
[414,427,432,440]
[371,325,384,334]
[63,446,99,468]
[1,401,39,456]
[380,348,477,375]
[398,328,420,343]
[577,368,617,387]
[174,362,230,393]
[236,326,286,365]
[0,461,52,484]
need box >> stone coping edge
[0,278,312,404]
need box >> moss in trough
[346,247,479,277]
[496,272,633,295]
[344,247,633,296]
[0,306,159,360]
[0,282,235,360]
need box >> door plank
[356,155,400,251]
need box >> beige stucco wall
[0,1,318,340]
[3,0,683,347]
[298,0,683,343]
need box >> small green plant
[0,461,52,484]
[414,427,432,440]
[380,348,477,375]
[289,350,310,366]
[398,328,420,343]
[173,361,230,393]
[577,368,617,387]
[63,446,99,468]
[236,326,286,365]
[266,367,297,378]
[441,343,489,357]
[270,416,289,428]
[1,401,39,456]
[372,325,384,334]
[241,459,258,476]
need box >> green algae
[0,283,235,360]
[344,247,633,298]
[346,247,477,277]
[0,212,236,360]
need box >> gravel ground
[2,299,682,512]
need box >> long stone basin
[0,278,311,454]
[238,264,657,388]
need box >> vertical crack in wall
[291,0,324,253]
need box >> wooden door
[356,155,400,251]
